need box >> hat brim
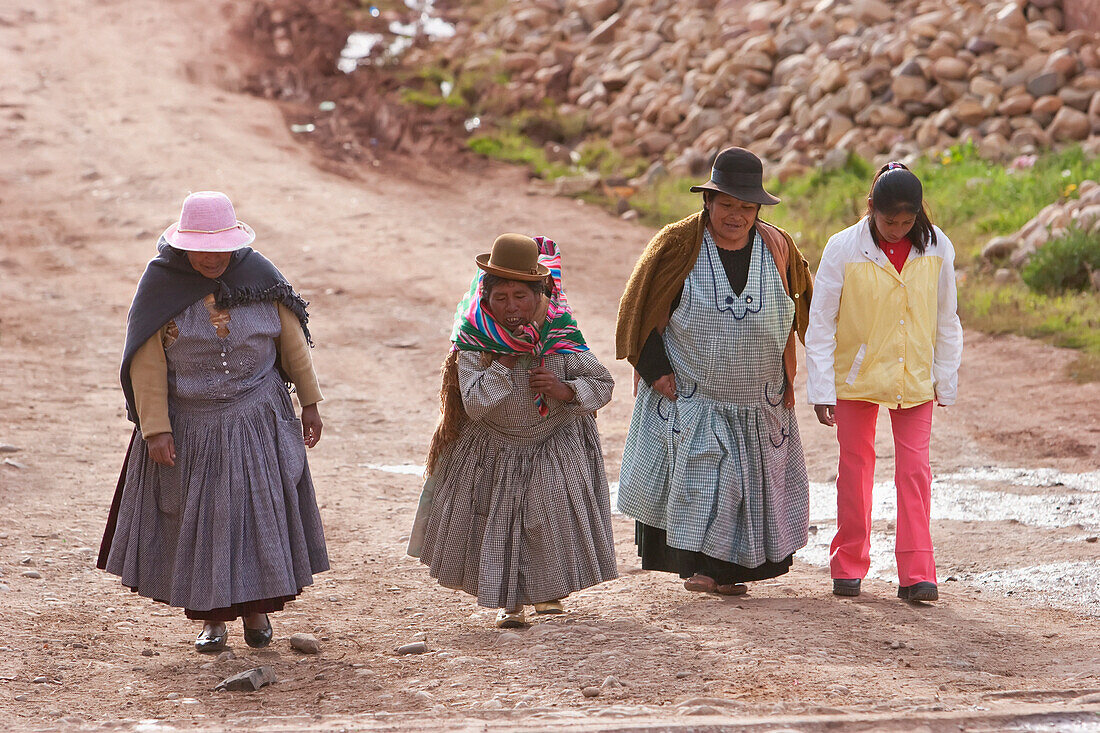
[162,221,256,252]
[689,181,780,206]
[475,253,551,281]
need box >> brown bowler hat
[476,233,550,281]
[690,147,780,205]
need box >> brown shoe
[715,583,748,596]
[495,608,527,628]
[683,574,717,592]
[532,600,564,614]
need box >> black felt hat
[690,147,780,205]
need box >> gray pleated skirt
[103,376,329,613]
[417,414,618,609]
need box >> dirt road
[1,1,1098,730]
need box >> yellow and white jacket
[805,217,963,408]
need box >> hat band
[490,260,539,275]
[709,167,761,191]
[177,223,243,234]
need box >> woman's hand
[652,373,677,401]
[528,366,576,402]
[147,433,176,467]
[301,403,323,447]
[495,353,519,369]
[814,404,836,427]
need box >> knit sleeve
[276,303,323,407]
[130,329,171,438]
[635,329,674,385]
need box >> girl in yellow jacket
[805,162,963,603]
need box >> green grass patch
[575,139,647,178]
[626,176,701,228]
[510,103,588,144]
[396,66,467,110]
[466,130,573,179]
[465,104,596,179]
[960,277,1100,382]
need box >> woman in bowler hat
[615,148,815,597]
[411,234,617,628]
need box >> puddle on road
[338,0,456,72]
[361,463,424,476]
[941,467,1100,493]
[802,473,1100,532]
[371,465,1100,616]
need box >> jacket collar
[856,217,906,282]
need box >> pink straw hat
[161,191,256,252]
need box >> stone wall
[421,0,1100,176]
[1065,0,1100,30]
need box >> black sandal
[195,623,228,653]
[243,614,273,648]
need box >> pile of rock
[425,0,1100,175]
[982,179,1100,268]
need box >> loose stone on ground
[215,666,277,692]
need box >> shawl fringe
[215,280,313,347]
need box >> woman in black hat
[615,147,814,597]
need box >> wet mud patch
[986,428,1097,460]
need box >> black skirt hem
[121,585,302,621]
[636,521,793,585]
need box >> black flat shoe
[243,615,273,648]
[195,623,228,653]
[898,582,938,603]
[832,578,861,597]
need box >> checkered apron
[618,230,809,567]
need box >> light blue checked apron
[618,230,809,568]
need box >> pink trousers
[829,399,936,586]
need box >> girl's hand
[652,373,677,401]
[495,353,519,369]
[147,433,176,467]
[302,403,323,447]
[814,404,836,427]
[528,367,575,402]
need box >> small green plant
[399,88,445,108]
[398,74,467,110]
[575,139,647,178]
[510,104,588,144]
[466,129,572,179]
[1021,226,1100,294]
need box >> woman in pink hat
[98,191,329,652]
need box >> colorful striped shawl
[450,236,588,415]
